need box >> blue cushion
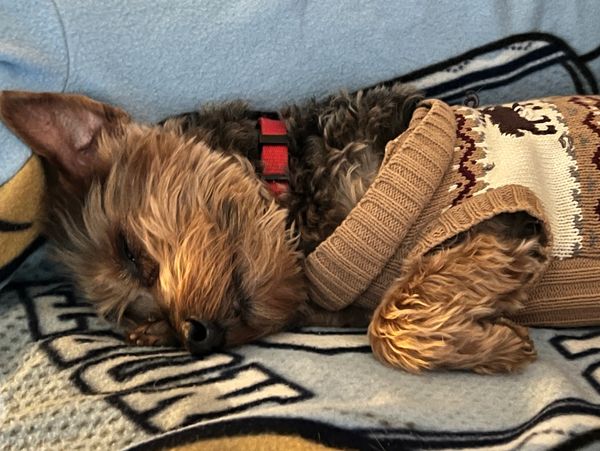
[1,0,599,185]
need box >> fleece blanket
[1,1,600,449]
[2,0,600,185]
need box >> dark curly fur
[162,84,423,253]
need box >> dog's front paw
[368,280,538,374]
[470,319,537,374]
[127,320,179,347]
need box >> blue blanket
[2,0,600,184]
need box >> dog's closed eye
[117,231,159,286]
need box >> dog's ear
[0,91,130,186]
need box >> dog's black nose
[183,319,224,355]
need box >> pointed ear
[0,91,130,185]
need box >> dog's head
[0,91,306,352]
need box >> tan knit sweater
[305,95,600,326]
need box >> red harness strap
[258,117,289,197]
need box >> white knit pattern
[470,100,583,258]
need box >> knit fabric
[305,95,600,326]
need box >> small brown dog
[1,86,577,373]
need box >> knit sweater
[305,95,600,326]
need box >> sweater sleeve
[305,101,457,310]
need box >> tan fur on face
[49,124,306,347]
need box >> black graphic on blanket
[255,327,371,354]
[551,330,600,396]
[11,281,600,449]
[16,282,312,433]
[381,32,600,105]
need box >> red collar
[258,117,289,197]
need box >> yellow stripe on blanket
[170,434,342,451]
[0,155,44,271]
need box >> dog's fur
[0,85,544,373]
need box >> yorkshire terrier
[0,85,554,373]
